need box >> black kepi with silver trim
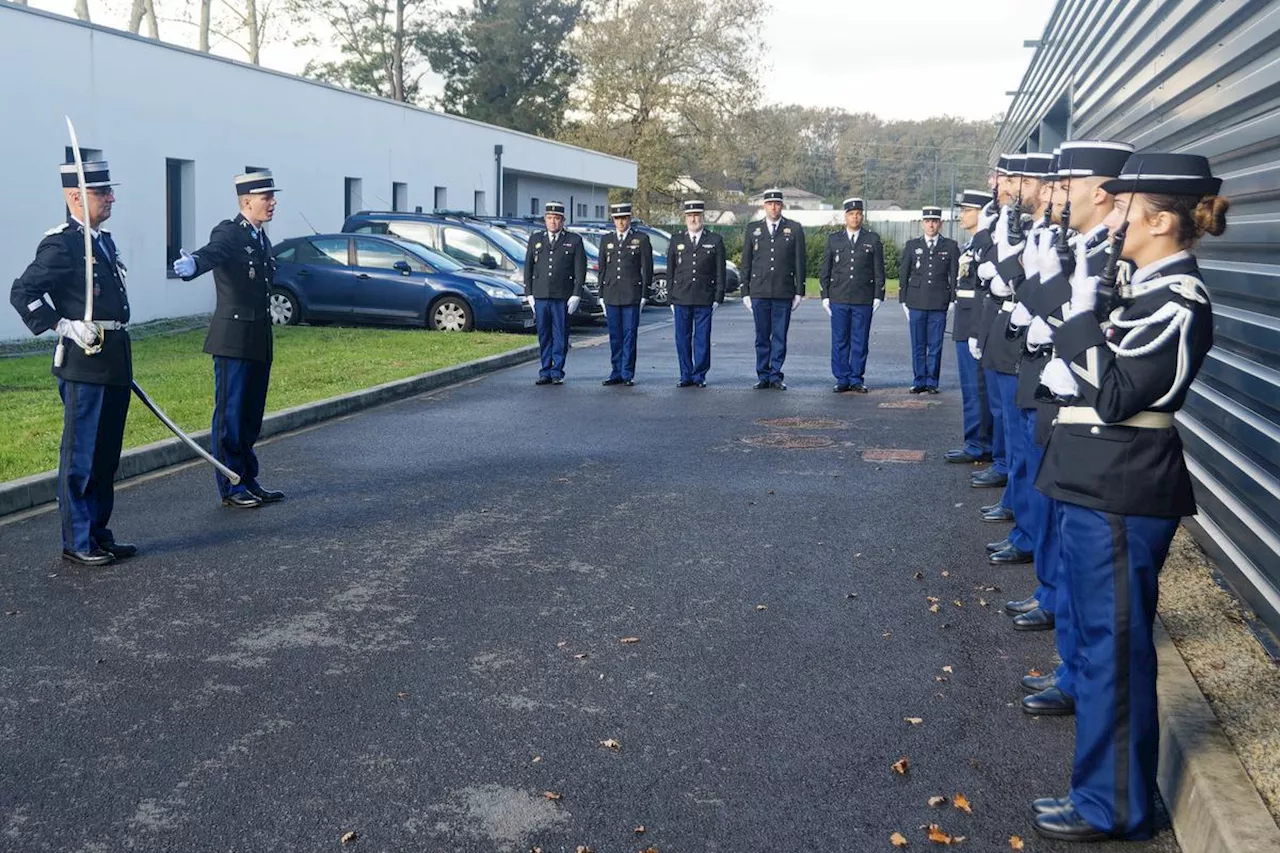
[1057,140,1134,179]
[544,200,566,216]
[958,189,992,208]
[1100,153,1221,196]
[762,188,783,203]
[60,160,119,188]
[843,197,864,212]
[609,202,632,218]
[922,206,943,220]
[235,170,282,195]
[683,199,706,214]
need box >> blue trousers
[830,302,874,385]
[908,308,947,388]
[57,379,130,553]
[604,303,641,381]
[673,305,714,383]
[1021,409,1056,613]
[534,298,570,380]
[982,367,1009,476]
[213,356,271,498]
[751,297,793,381]
[1050,498,1078,699]
[1061,503,1179,839]
[993,372,1033,550]
[954,341,992,457]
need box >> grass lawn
[804,278,899,298]
[0,325,532,482]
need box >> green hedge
[708,224,900,281]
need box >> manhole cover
[862,449,926,462]
[755,417,847,430]
[742,433,837,449]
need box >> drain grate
[755,417,847,430]
[742,433,837,449]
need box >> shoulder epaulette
[44,223,69,236]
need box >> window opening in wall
[530,197,541,215]
[474,191,486,215]
[434,186,448,210]
[345,177,363,218]
[165,158,195,272]
[393,182,409,211]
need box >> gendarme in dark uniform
[666,199,726,387]
[740,189,806,389]
[173,170,284,508]
[598,202,652,386]
[899,206,960,393]
[947,188,997,463]
[9,159,136,566]
[523,201,586,385]
[818,197,885,392]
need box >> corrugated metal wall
[994,0,1280,635]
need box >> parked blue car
[269,234,535,332]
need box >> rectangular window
[577,203,588,218]
[530,197,541,215]
[474,191,486,215]
[595,205,605,218]
[345,177,363,219]
[434,186,448,211]
[165,158,195,274]
[393,182,409,211]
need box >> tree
[127,0,160,38]
[561,0,765,218]
[291,0,436,102]
[421,0,583,137]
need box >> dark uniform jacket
[953,228,991,341]
[1037,253,1212,518]
[523,229,587,300]
[979,220,1037,375]
[818,229,886,304]
[10,218,132,386]
[900,235,960,311]
[741,217,806,299]
[597,229,653,306]
[184,214,275,364]
[667,229,726,306]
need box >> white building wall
[0,5,636,340]
[503,173,611,221]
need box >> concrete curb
[0,343,541,519]
[1157,616,1280,852]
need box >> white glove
[968,337,983,360]
[1027,317,1053,347]
[977,261,997,281]
[901,303,910,320]
[640,298,647,309]
[1041,358,1079,397]
[601,303,608,317]
[566,296,581,315]
[994,209,1024,261]
[711,301,719,312]
[821,298,831,317]
[743,296,752,310]
[172,249,196,278]
[1064,236,1099,321]
[1010,303,1032,328]
[670,305,675,316]
[979,204,999,232]
[1038,230,1064,283]
[56,318,99,349]
[989,273,1013,298]
[529,297,536,310]
[791,294,802,311]
[873,298,882,314]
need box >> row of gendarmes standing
[944,144,1227,843]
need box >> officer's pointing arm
[11,240,72,335]
[185,222,237,280]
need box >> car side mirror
[393,260,412,275]
[480,253,498,269]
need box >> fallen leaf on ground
[928,796,948,807]
[953,600,964,608]
[942,665,953,674]
[926,824,953,844]
[1009,837,1025,850]
[557,641,569,648]
[926,596,941,604]
[532,755,542,762]
[890,831,910,848]
[1027,668,1043,677]
[1210,659,1226,670]
[600,738,622,751]
[755,604,768,611]
[892,757,910,775]
[639,848,660,853]
[847,593,859,599]
[396,691,409,699]
[341,831,358,844]
[905,717,924,725]
[953,793,972,814]
[941,571,951,578]
[934,676,949,683]
[620,637,641,645]
[633,825,645,834]
[883,632,893,639]
[574,653,589,660]
[978,598,989,608]
[575,846,592,853]
[929,604,941,614]
[544,791,562,801]
[914,572,925,580]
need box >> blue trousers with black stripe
[534,298,569,380]
[1060,503,1179,839]
[604,303,641,381]
[982,367,1009,476]
[994,372,1033,550]
[1020,408,1056,613]
[213,356,271,498]
[1050,498,1077,699]
[57,380,130,553]
[955,342,992,458]
[673,305,713,383]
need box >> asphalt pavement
[0,301,1180,852]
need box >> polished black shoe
[971,469,1009,488]
[769,380,786,390]
[833,383,852,393]
[987,538,1012,553]
[551,377,564,385]
[990,545,1034,565]
[1014,606,1056,631]
[677,379,695,388]
[247,485,285,503]
[62,548,115,567]
[981,501,1003,514]
[1023,686,1075,715]
[946,449,992,464]
[982,506,1015,523]
[925,387,940,395]
[694,381,707,388]
[99,540,138,559]
[1022,672,1057,693]
[602,377,625,386]
[1032,796,1072,815]
[753,379,771,390]
[535,377,553,386]
[909,385,925,394]
[1033,803,1110,842]
[623,380,634,386]
[850,384,869,393]
[222,492,264,509]
[1005,595,1039,616]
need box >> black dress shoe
[981,501,1003,514]
[1033,803,1110,842]
[677,379,695,388]
[695,381,707,388]
[1014,606,1056,631]
[971,469,1009,488]
[62,548,115,567]
[850,384,869,393]
[222,492,264,509]
[1005,595,1039,616]
[769,380,786,390]
[945,449,992,464]
[987,538,1012,553]
[1032,796,1072,815]
[909,385,925,394]
[602,377,624,386]
[535,377,553,385]
[925,387,940,395]
[982,506,1015,523]
[990,545,1034,565]
[1023,686,1075,715]
[753,379,770,390]
[623,380,634,386]
[99,541,138,559]
[551,377,564,385]
[1021,672,1057,693]
[247,485,285,503]
[833,383,852,393]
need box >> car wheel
[269,288,301,325]
[428,296,474,332]
[650,276,669,306]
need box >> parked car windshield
[397,240,466,273]
[475,224,527,258]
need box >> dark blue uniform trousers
[604,304,641,381]
[982,367,1009,477]
[751,297,793,382]
[1020,409,1057,613]
[673,305,713,383]
[1060,503,1179,839]
[830,302,873,385]
[213,356,270,498]
[993,372,1033,550]
[57,379,130,553]
[955,341,992,457]
[1050,498,1078,699]
[534,298,570,380]
[908,308,947,388]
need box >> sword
[131,381,242,485]
[60,116,103,365]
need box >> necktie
[928,239,935,251]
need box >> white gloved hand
[1064,236,1099,321]
[994,208,1024,261]
[172,249,196,278]
[873,298,883,314]
[989,273,1013,298]
[1010,303,1032,328]
[670,305,675,316]
[711,301,719,311]
[977,260,998,281]
[1038,230,1064,282]
[743,296,752,310]
[529,297,536,310]
[566,295,581,315]
[968,337,983,360]
[791,294,802,311]
[1027,317,1053,347]
[1041,358,1079,397]
[601,303,608,317]
[821,298,831,317]
[56,318,99,349]
[640,298,647,309]
[979,204,999,232]
[901,303,910,320]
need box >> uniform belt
[955,289,975,298]
[96,320,127,330]
[1001,300,1017,312]
[1055,407,1175,429]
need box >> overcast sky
[26,0,1056,122]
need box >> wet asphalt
[0,300,1179,852]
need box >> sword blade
[64,116,94,324]
[130,381,242,485]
